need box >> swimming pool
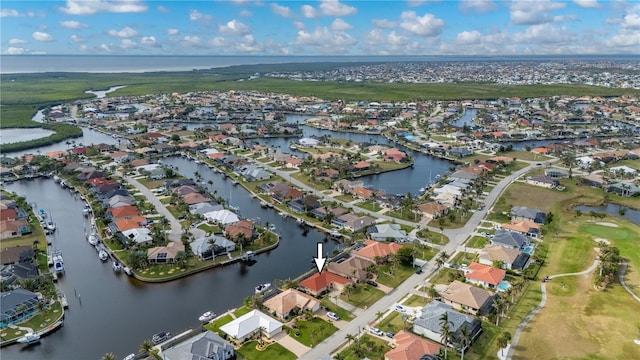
[523,245,535,255]
[497,280,511,292]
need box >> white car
[394,305,406,313]
[369,327,384,336]
[327,312,340,321]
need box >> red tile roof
[465,262,506,286]
[299,271,350,292]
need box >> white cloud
[8,38,27,44]
[209,37,226,47]
[320,0,357,16]
[141,36,158,46]
[189,9,212,22]
[107,26,138,38]
[301,5,319,19]
[60,0,148,15]
[294,21,306,30]
[460,0,498,13]
[399,11,445,37]
[120,39,137,49]
[372,19,397,29]
[71,35,85,43]
[60,20,88,29]
[455,30,483,45]
[364,29,408,50]
[0,9,19,17]
[219,19,251,35]
[239,9,253,17]
[294,26,357,53]
[157,5,170,13]
[32,32,54,42]
[621,12,640,30]
[330,18,352,31]
[513,24,575,44]
[271,3,292,18]
[573,0,600,8]
[99,44,112,52]
[167,28,179,36]
[510,0,566,25]
[7,47,26,54]
[183,36,201,46]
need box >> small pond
[574,204,640,226]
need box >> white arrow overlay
[313,242,326,273]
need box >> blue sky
[2,1,639,55]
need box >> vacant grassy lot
[403,294,428,307]
[375,311,406,333]
[320,297,354,321]
[336,334,392,360]
[286,317,337,348]
[375,263,416,288]
[340,284,386,309]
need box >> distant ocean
[1,54,635,74]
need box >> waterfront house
[510,206,546,224]
[106,205,140,221]
[107,194,135,208]
[189,202,224,216]
[288,195,321,214]
[0,246,33,265]
[224,220,254,242]
[147,241,185,264]
[440,281,494,316]
[418,202,448,219]
[162,330,234,360]
[580,174,607,188]
[384,330,441,360]
[332,213,375,232]
[111,216,148,233]
[447,147,474,158]
[464,262,506,289]
[479,244,529,270]
[299,271,350,297]
[203,209,239,225]
[327,256,373,283]
[353,239,403,262]
[366,224,409,242]
[0,288,43,326]
[491,229,531,250]
[190,235,236,260]
[219,309,283,343]
[413,301,482,350]
[607,182,640,197]
[448,170,478,181]
[182,192,213,205]
[263,288,321,321]
[0,220,31,239]
[544,167,570,178]
[332,179,364,193]
[310,206,348,221]
[236,164,271,181]
[120,227,153,247]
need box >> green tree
[497,331,512,356]
[396,246,415,266]
[458,326,472,360]
[439,312,452,359]
[139,339,153,355]
[101,353,116,360]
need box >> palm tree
[436,251,448,269]
[101,353,116,360]
[497,331,512,356]
[439,312,452,359]
[139,339,153,355]
[375,310,384,323]
[160,216,169,241]
[458,326,472,360]
[493,296,505,326]
[345,333,356,345]
[257,325,267,346]
[427,284,440,302]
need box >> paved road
[618,260,640,303]
[506,260,600,360]
[300,163,538,359]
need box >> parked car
[152,331,172,345]
[415,267,423,274]
[327,312,340,321]
[386,331,395,338]
[366,280,378,287]
[369,327,384,336]
[394,305,406,313]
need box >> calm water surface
[3,175,339,360]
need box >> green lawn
[340,284,386,309]
[428,268,463,285]
[336,334,392,360]
[375,263,416,288]
[321,297,354,321]
[237,341,297,360]
[204,314,234,334]
[375,311,407,334]
[466,236,489,248]
[234,306,252,317]
[286,317,337,348]
[403,294,428,307]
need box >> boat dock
[58,291,69,309]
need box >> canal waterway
[3,175,340,360]
[4,127,119,158]
[0,128,55,145]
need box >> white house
[219,310,283,343]
[162,331,234,360]
[121,227,153,246]
[203,209,240,225]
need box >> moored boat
[113,261,123,272]
[17,333,40,345]
[198,311,216,322]
[99,250,109,262]
[255,282,271,294]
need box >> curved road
[299,162,539,359]
[506,260,600,360]
[618,260,640,303]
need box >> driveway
[272,331,310,358]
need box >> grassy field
[286,317,337,348]
[375,263,417,288]
[204,314,234,334]
[336,334,392,360]
[321,297,354,321]
[340,284,386,309]
[375,311,406,334]
[402,294,428,307]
